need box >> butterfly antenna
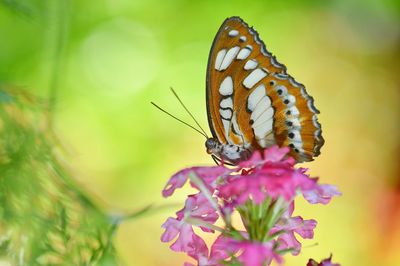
[169,87,209,138]
[151,102,208,138]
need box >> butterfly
[204,16,324,164]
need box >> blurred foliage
[0,87,118,265]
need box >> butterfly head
[205,138,220,154]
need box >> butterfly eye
[205,138,218,149]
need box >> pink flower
[187,235,241,266]
[273,216,317,255]
[218,156,315,205]
[162,165,231,197]
[176,193,219,233]
[239,146,294,168]
[161,145,341,266]
[208,235,239,264]
[162,168,191,197]
[161,217,195,253]
[303,182,342,204]
[161,217,211,263]
[186,233,209,264]
[161,193,219,253]
[236,241,283,266]
[197,236,283,266]
[307,255,340,266]
[263,146,292,163]
[219,149,340,207]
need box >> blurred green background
[1,0,399,265]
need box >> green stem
[185,217,225,233]
[46,0,69,128]
[188,172,224,219]
[115,203,181,223]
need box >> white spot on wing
[274,73,288,80]
[254,119,273,140]
[220,109,232,120]
[250,96,272,122]
[244,59,258,70]
[215,49,227,70]
[286,106,300,117]
[312,115,320,128]
[222,120,231,142]
[247,84,266,111]
[287,118,301,128]
[228,30,239,37]
[219,76,233,96]
[288,130,302,143]
[253,107,274,128]
[260,46,271,57]
[308,100,319,114]
[219,46,240,70]
[240,36,247,42]
[299,87,307,98]
[283,94,296,107]
[220,97,233,109]
[289,76,302,88]
[258,134,275,147]
[274,85,288,96]
[291,142,304,153]
[314,127,322,143]
[243,68,268,89]
[237,47,252,60]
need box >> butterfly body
[205,17,324,164]
[205,137,252,164]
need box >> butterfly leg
[211,154,235,167]
[211,154,221,165]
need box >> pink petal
[277,232,302,255]
[187,233,209,260]
[189,165,232,191]
[240,244,266,266]
[161,217,208,256]
[209,235,239,263]
[161,217,181,243]
[239,150,262,168]
[272,216,317,255]
[169,222,194,252]
[263,145,290,162]
[162,168,191,197]
[277,216,317,239]
[238,241,283,266]
[161,210,208,260]
[185,193,219,232]
[303,184,341,204]
[296,219,317,239]
[162,165,232,198]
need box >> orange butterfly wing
[206,17,324,162]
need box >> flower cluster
[161,146,341,266]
